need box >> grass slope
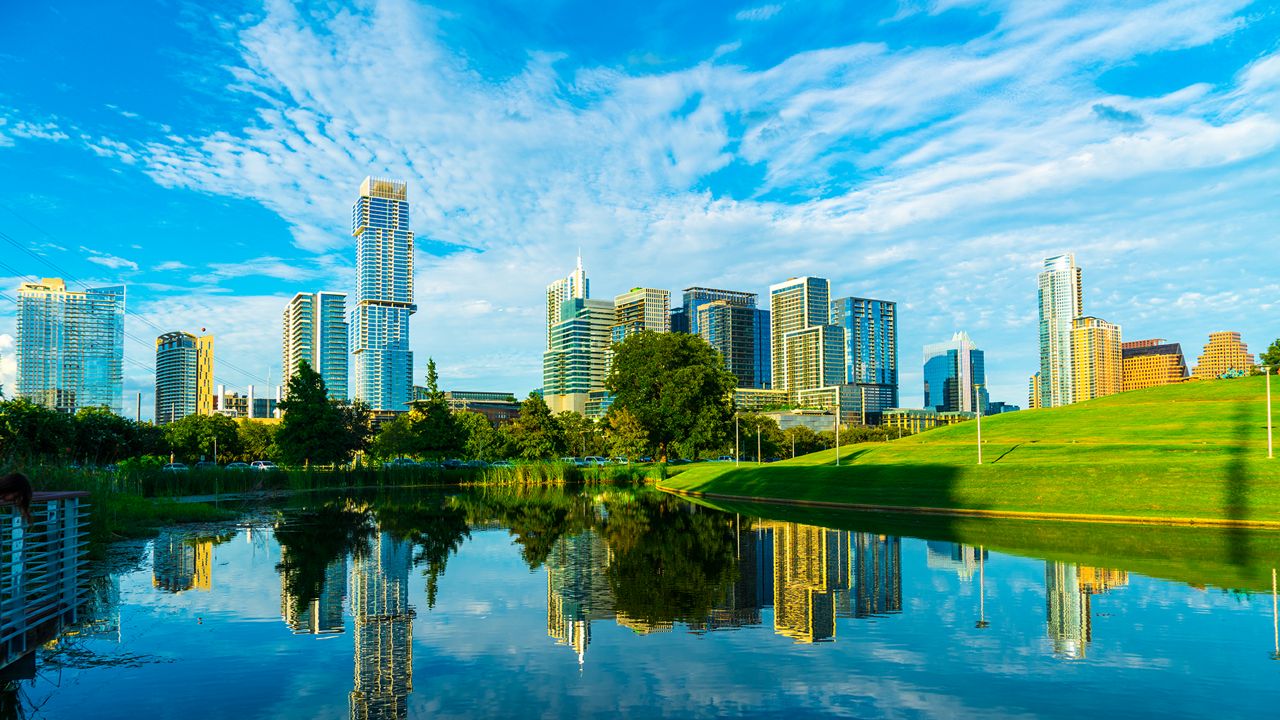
[664,375,1280,523]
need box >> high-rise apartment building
[543,298,615,414]
[282,291,349,400]
[1192,331,1255,379]
[699,300,759,389]
[830,296,899,415]
[611,287,670,343]
[782,324,846,395]
[769,277,832,394]
[1038,254,1083,408]
[683,287,756,337]
[1121,339,1187,391]
[155,331,214,425]
[922,332,986,413]
[1071,317,1122,402]
[15,278,124,414]
[350,177,415,411]
[546,254,589,349]
[1028,372,1042,410]
[753,309,772,388]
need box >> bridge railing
[1,492,90,672]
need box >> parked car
[581,456,607,467]
[249,460,279,472]
[668,458,691,465]
[611,457,629,465]
[714,455,735,462]
[463,460,487,469]
[225,462,251,471]
[194,461,219,471]
[384,457,419,469]
[638,456,654,463]
[419,460,441,469]
[558,457,577,465]
[489,460,515,468]
[442,459,464,469]
[161,462,189,473]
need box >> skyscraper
[782,324,846,395]
[682,287,756,337]
[283,291,349,400]
[1037,254,1083,408]
[350,177,416,411]
[922,332,986,413]
[543,298,615,414]
[1192,331,1256,379]
[611,287,670,343]
[546,254,588,349]
[769,277,833,394]
[15,278,124,414]
[1070,316,1122,403]
[699,299,760,389]
[155,331,214,425]
[830,296,899,414]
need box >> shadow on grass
[1226,394,1251,566]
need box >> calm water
[8,487,1280,718]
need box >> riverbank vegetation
[663,375,1280,524]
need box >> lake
[7,485,1280,718]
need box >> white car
[249,460,279,472]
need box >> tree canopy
[276,360,348,466]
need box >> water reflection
[1046,563,1128,660]
[350,534,415,720]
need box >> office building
[1037,254,1083,408]
[543,298,615,414]
[733,387,790,412]
[830,297,899,414]
[350,177,416,412]
[611,287,670,343]
[925,542,987,581]
[546,254,589,349]
[795,384,864,426]
[922,332,986,413]
[782,324,846,395]
[280,552,346,636]
[699,299,760,388]
[1121,340,1188,391]
[683,287,756,337]
[882,408,975,434]
[1071,317,1122,402]
[282,291,348,400]
[669,306,689,334]
[1192,331,1256,379]
[753,309,772,388]
[847,532,902,619]
[985,401,1020,415]
[437,390,520,426]
[15,278,124,414]
[154,331,214,425]
[769,277,832,393]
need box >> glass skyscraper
[154,331,214,425]
[283,291,349,400]
[769,277,833,393]
[350,178,415,411]
[16,278,124,414]
[922,331,986,413]
[543,297,615,414]
[1038,254,1082,408]
[830,296,899,414]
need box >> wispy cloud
[0,333,15,396]
[81,247,140,271]
[154,260,190,271]
[736,4,783,21]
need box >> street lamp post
[835,403,841,467]
[735,413,740,467]
[975,383,984,465]
[757,426,761,464]
[1266,366,1273,460]
[976,545,989,629]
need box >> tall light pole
[975,545,989,630]
[975,383,984,465]
[735,413,740,466]
[757,426,761,464]
[835,403,841,467]
[1266,366,1273,460]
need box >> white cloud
[68,0,1280,403]
[736,4,782,22]
[85,254,140,271]
[0,333,15,397]
[154,260,190,271]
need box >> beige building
[1192,331,1255,379]
[1070,316,1122,403]
[733,387,790,412]
[1027,372,1042,410]
[1121,339,1187,391]
[769,277,831,393]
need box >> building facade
[155,331,214,425]
[1038,254,1083,408]
[1071,316,1122,403]
[1121,339,1187,391]
[350,177,416,411]
[15,278,125,414]
[830,296,899,415]
[769,277,832,393]
[543,298,616,414]
[682,287,756,337]
[1192,331,1255,379]
[922,332,986,413]
[882,408,976,434]
[699,300,759,389]
[611,287,670,344]
[283,291,349,400]
[1028,372,1042,410]
[546,254,589,349]
[782,324,847,396]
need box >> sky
[0,0,1278,418]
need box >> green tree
[603,407,649,461]
[372,414,417,460]
[335,400,374,463]
[556,411,603,456]
[236,419,278,462]
[408,358,460,458]
[275,360,345,466]
[737,413,785,461]
[455,411,503,460]
[72,406,137,465]
[0,397,74,464]
[508,392,563,459]
[164,413,242,463]
[606,331,737,460]
[1261,338,1280,370]
[782,425,828,458]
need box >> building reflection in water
[349,533,415,720]
[280,550,347,636]
[152,532,223,593]
[690,519,768,633]
[1046,562,1128,659]
[546,530,615,665]
[925,541,988,581]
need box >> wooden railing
[0,492,90,672]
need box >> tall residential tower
[15,278,124,414]
[350,177,416,411]
[283,291,349,400]
[1037,254,1083,408]
[155,331,214,425]
[830,296,899,416]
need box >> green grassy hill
[662,375,1280,523]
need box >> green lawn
[662,375,1280,523]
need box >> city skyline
[2,1,1279,416]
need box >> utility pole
[136,392,141,423]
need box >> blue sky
[1,0,1278,417]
